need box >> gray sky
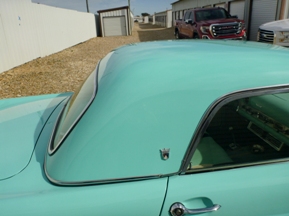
[31,0,173,16]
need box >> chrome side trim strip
[186,158,289,174]
[44,165,162,186]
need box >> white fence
[0,0,97,74]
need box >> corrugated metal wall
[229,1,245,20]
[155,12,167,27]
[0,0,97,74]
[249,0,278,40]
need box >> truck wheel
[175,30,180,39]
[193,33,200,39]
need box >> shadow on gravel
[137,23,166,29]
[136,23,175,42]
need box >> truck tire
[175,30,180,39]
[193,33,200,39]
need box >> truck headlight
[283,32,289,39]
[275,31,289,44]
[237,22,246,33]
[200,26,210,34]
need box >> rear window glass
[50,69,97,152]
[49,51,114,153]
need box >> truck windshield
[196,9,229,22]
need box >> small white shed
[98,6,132,37]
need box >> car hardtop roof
[111,40,289,92]
[45,40,289,185]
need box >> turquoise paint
[46,40,289,183]
[0,93,71,180]
[0,100,168,215]
[2,40,289,215]
[163,162,289,216]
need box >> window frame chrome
[48,63,99,155]
[180,85,289,175]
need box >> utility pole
[86,0,89,13]
[128,0,132,35]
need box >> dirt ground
[0,23,175,99]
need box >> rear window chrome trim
[48,63,99,155]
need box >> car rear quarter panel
[0,96,168,215]
[0,93,71,180]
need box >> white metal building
[98,6,133,37]
[171,0,289,40]
[143,16,149,23]
[153,10,173,28]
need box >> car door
[181,12,192,38]
[161,90,289,216]
[162,163,289,216]
[186,12,196,38]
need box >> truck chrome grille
[211,22,241,37]
[258,29,274,43]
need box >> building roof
[171,0,182,5]
[97,5,129,14]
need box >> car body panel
[162,162,289,216]
[0,99,168,215]
[2,40,289,215]
[260,19,289,32]
[0,93,71,180]
[46,40,289,184]
[197,18,242,26]
[258,19,289,46]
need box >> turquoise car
[1,40,289,216]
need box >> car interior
[189,92,289,170]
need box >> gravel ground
[0,23,175,99]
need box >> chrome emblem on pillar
[160,148,170,160]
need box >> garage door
[229,0,245,20]
[203,5,212,8]
[103,16,127,37]
[249,0,278,41]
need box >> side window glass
[189,12,195,22]
[187,92,289,171]
[184,12,191,21]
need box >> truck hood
[260,19,289,31]
[198,18,243,25]
[0,93,71,180]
